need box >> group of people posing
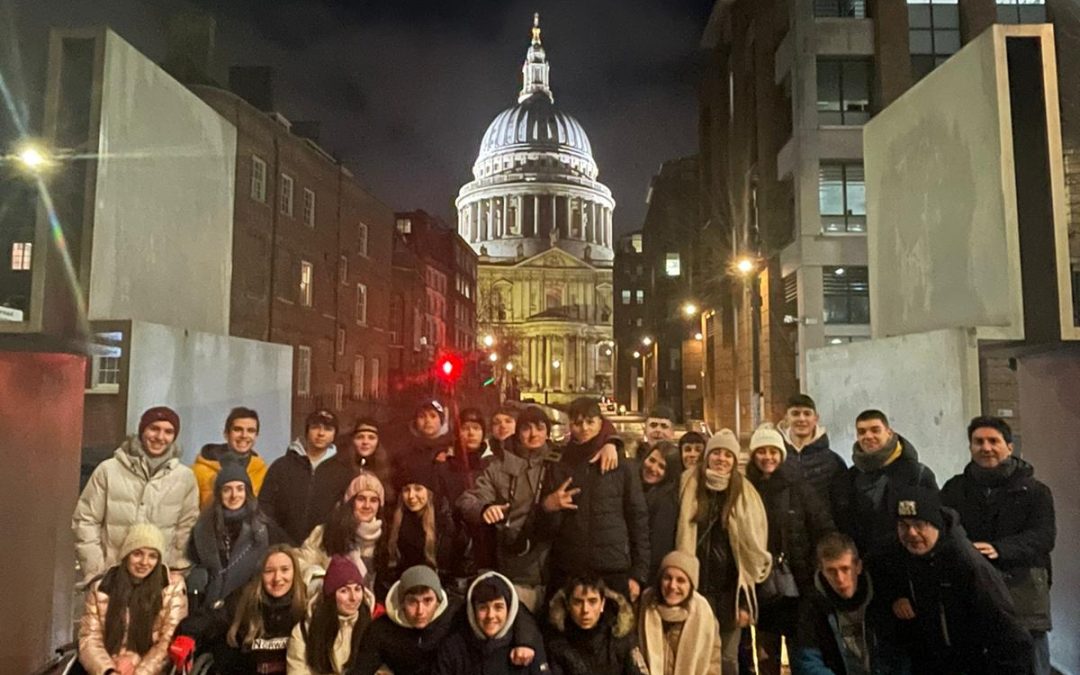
[69,392,1055,675]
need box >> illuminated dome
[475,95,598,180]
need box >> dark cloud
[3,0,713,229]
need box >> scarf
[851,434,902,473]
[353,519,383,582]
[639,588,720,675]
[704,469,731,492]
[966,457,1018,487]
[676,470,772,624]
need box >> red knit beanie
[139,406,180,438]
[323,555,364,598]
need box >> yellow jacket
[192,444,268,510]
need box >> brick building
[613,231,646,409]
[696,0,1053,437]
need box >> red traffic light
[434,352,463,383]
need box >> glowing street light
[682,302,698,317]
[552,359,561,369]
[641,336,653,347]
[632,350,641,359]
[505,362,514,371]
[482,334,495,348]
[488,352,499,362]
[14,142,53,174]
[735,257,756,276]
[694,332,704,341]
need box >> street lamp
[552,359,561,369]
[632,350,641,359]
[641,336,653,347]
[488,352,499,362]
[505,362,514,371]
[735,257,756,276]
[682,302,698,317]
[694,332,703,341]
[482,334,495,348]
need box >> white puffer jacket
[72,438,199,582]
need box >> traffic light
[434,352,464,385]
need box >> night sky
[2,0,714,230]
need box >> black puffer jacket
[940,457,1055,631]
[545,587,649,675]
[747,462,836,590]
[641,453,681,586]
[896,508,1033,674]
[836,436,938,562]
[260,445,353,545]
[779,424,847,507]
[541,424,650,584]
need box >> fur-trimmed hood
[547,585,636,638]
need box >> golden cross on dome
[532,12,542,44]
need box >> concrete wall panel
[125,321,292,464]
[805,327,981,480]
[88,30,236,335]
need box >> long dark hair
[693,448,744,527]
[305,593,354,673]
[100,557,168,655]
[322,499,363,557]
[227,545,308,648]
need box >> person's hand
[542,478,580,512]
[483,504,509,524]
[973,542,999,559]
[737,609,751,628]
[114,655,136,675]
[510,647,536,666]
[434,451,448,463]
[892,598,916,620]
[628,578,641,602]
[590,443,619,474]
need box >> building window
[371,358,381,400]
[334,383,344,410]
[352,354,366,400]
[819,163,866,233]
[339,255,348,285]
[279,174,294,216]
[630,234,643,253]
[996,0,1046,24]
[817,59,872,125]
[664,253,682,277]
[336,327,345,356]
[303,188,316,228]
[250,155,267,202]
[10,242,32,271]
[636,290,645,304]
[813,0,867,17]
[908,0,961,81]
[823,266,870,324]
[358,222,369,256]
[621,290,631,305]
[396,217,412,234]
[297,345,312,397]
[299,261,313,307]
[87,331,123,393]
[356,283,367,325]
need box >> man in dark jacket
[891,485,1033,674]
[793,532,909,675]
[541,398,649,604]
[940,416,1056,675]
[433,571,549,674]
[545,576,649,675]
[835,410,937,568]
[778,394,847,510]
[259,408,352,544]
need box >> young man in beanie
[890,485,1033,674]
[73,405,199,582]
[776,394,847,510]
[433,571,549,674]
[940,416,1056,675]
[260,408,353,545]
[192,406,269,510]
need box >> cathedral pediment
[512,247,597,270]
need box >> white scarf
[704,468,731,492]
[639,588,722,675]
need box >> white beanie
[705,428,740,459]
[750,423,787,461]
[119,523,167,561]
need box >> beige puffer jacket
[77,569,188,675]
[72,439,199,582]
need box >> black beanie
[214,460,253,495]
[894,485,945,530]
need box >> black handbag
[757,489,799,604]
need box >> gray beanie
[397,565,444,602]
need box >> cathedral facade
[457,15,615,402]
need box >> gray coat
[456,446,554,586]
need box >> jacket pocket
[1003,567,1051,631]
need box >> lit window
[819,163,866,233]
[303,188,316,228]
[907,0,961,81]
[621,290,631,305]
[996,0,1046,24]
[630,234,643,253]
[280,174,294,216]
[336,327,345,355]
[358,222,369,256]
[299,261,313,307]
[817,58,872,125]
[636,290,645,304]
[297,345,312,397]
[356,283,368,326]
[334,383,344,410]
[371,358,381,400]
[250,156,267,202]
[823,266,870,324]
[352,354,365,400]
[11,242,32,271]
[665,253,682,277]
[396,218,412,234]
[87,331,123,393]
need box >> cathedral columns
[560,336,569,391]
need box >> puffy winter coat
[747,462,836,591]
[637,587,721,675]
[546,586,649,675]
[457,443,557,587]
[642,467,680,586]
[895,508,1033,675]
[940,457,1055,631]
[778,424,847,508]
[72,439,199,582]
[77,567,188,675]
[192,443,268,510]
[541,428,650,583]
[835,436,938,562]
[260,442,353,545]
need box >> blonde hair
[226,545,308,648]
[386,486,438,569]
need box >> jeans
[1032,631,1051,675]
